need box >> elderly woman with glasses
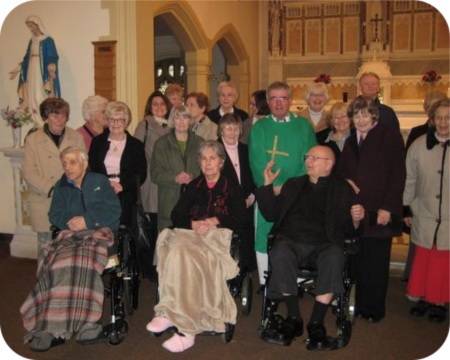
[146,140,247,353]
[338,95,406,323]
[89,101,146,228]
[316,102,352,164]
[150,105,203,231]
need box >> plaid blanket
[20,228,114,342]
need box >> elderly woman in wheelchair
[256,145,364,351]
[146,140,248,353]
[20,146,121,352]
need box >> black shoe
[410,300,430,317]
[306,322,337,351]
[261,315,302,346]
[428,305,447,323]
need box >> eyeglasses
[108,118,127,124]
[269,96,289,102]
[304,154,331,162]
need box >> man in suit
[207,81,248,124]
[257,145,364,350]
[359,72,400,131]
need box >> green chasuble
[249,113,316,252]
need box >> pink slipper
[146,316,173,334]
[162,333,195,353]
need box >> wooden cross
[266,135,289,161]
[370,13,383,42]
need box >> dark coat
[49,172,122,232]
[88,130,147,227]
[374,99,400,131]
[255,174,357,248]
[405,122,428,151]
[207,106,249,124]
[171,174,247,233]
[220,140,257,271]
[338,122,406,238]
[221,141,255,199]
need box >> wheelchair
[153,231,253,343]
[101,224,140,345]
[259,235,358,349]
[50,224,140,345]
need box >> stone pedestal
[0,147,37,259]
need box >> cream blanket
[155,228,239,335]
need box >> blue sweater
[49,172,121,231]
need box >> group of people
[18,72,449,353]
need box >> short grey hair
[173,105,192,121]
[266,81,292,99]
[305,82,329,101]
[197,140,226,163]
[82,95,108,122]
[60,146,88,164]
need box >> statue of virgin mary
[9,16,61,127]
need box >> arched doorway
[153,3,209,94]
[211,25,250,110]
[154,15,186,93]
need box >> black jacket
[171,174,247,233]
[88,130,147,226]
[207,106,249,124]
[255,174,357,248]
[220,141,255,199]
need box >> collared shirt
[309,109,323,127]
[270,113,291,123]
[219,107,234,117]
[357,121,378,144]
[154,116,169,128]
[223,141,241,183]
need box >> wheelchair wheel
[345,283,356,322]
[221,323,235,343]
[240,274,253,316]
[105,319,128,346]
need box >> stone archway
[154,2,210,94]
[211,24,250,110]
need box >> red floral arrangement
[314,73,331,84]
[422,70,441,83]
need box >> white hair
[305,82,329,101]
[82,95,108,122]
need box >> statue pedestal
[0,147,37,259]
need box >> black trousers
[355,236,392,319]
[268,235,345,299]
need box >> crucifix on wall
[370,13,383,42]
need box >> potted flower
[314,73,331,84]
[1,106,33,147]
[422,70,441,84]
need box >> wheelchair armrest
[230,233,240,262]
[50,225,61,240]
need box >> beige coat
[191,116,218,141]
[23,127,85,232]
[403,135,449,250]
[298,108,330,133]
[134,116,171,213]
